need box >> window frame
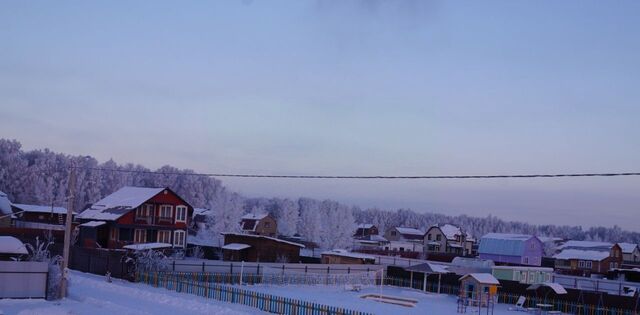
[157,230,172,243]
[134,229,147,244]
[175,205,187,223]
[159,205,173,221]
[173,230,185,247]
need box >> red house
[76,187,193,249]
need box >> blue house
[478,233,543,266]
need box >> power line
[69,166,640,180]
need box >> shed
[221,233,304,263]
[459,273,500,307]
[0,236,29,260]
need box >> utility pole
[60,164,76,298]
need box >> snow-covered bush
[134,249,169,272]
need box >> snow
[193,208,210,217]
[222,243,251,250]
[123,243,172,250]
[561,240,613,250]
[11,204,71,215]
[357,224,374,229]
[187,234,221,247]
[395,227,424,236]
[221,233,305,248]
[527,282,568,295]
[438,224,463,241]
[0,236,28,255]
[322,249,376,260]
[553,249,610,261]
[79,221,106,227]
[77,186,165,221]
[460,273,500,285]
[482,233,533,240]
[232,284,519,315]
[0,270,262,315]
[241,213,269,220]
[618,242,638,254]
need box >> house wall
[384,229,401,242]
[623,248,640,263]
[424,227,447,253]
[18,212,69,225]
[223,234,301,263]
[520,237,543,266]
[0,216,10,227]
[478,253,523,265]
[254,216,277,237]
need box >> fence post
[327,266,330,274]
[202,262,205,273]
[305,266,307,273]
[348,267,350,274]
[172,260,175,272]
[230,263,233,274]
[257,264,260,275]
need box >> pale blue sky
[1,1,639,230]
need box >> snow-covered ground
[0,271,265,315]
[233,284,525,315]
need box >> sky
[1,1,639,230]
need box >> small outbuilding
[221,232,304,263]
[459,273,500,307]
[321,249,376,264]
[0,236,29,260]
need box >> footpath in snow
[0,270,265,315]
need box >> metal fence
[0,261,49,299]
[166,259,383,275]
[137,271,374,315]
[552,274,640,296]
[383,276,639,315]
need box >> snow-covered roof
[0,236,28,255]
[553,249,610,261]
[438,224,464,241]
[405,262,451,274]
[321,249,376,260]
[12,203,72,215]
[193,208,209,217]
[222,243,251,251]
[221,232,305,248]
[79,221,106,227]
[77,186,166,221]
[357,224,374,229]
[560,240,613,251]
[479,233,539,257]
[123,243,172,250]
[395,227,424,236]
[618,243,638,254]
[241,213,269,220]
[492,266,554,272]
[460,273,500,285]
[187,234,221,247]
[0,191,12,217]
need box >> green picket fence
[383,277,637,315]
[137,271,374,315]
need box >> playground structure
[457,273,498,314]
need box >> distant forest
[1,138,638,247]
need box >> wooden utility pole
[60,164,76,298]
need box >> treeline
[1,138,638,247]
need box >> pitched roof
[460,273,500,285]
[560,240,613,252]
[77,186,166,221]
[438,224,464,241]
[222,243,251,251]
[479,233,539,257]
[357,224,374,229]
[619,242,639,254]
[12,203,72,215]
[553,249,610,261]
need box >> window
[523,257,529,264]
[264,222,270,228]
[157,230,171,243]
[436,235,441,241]
[134,229,147,243]
[427,234,432,240]
[175,206,187,223]
[578,260,585,268]
[159,205,173,220]
[110,227,118,241]
[146,204,154,216]
[391,231,397,236]
[586,261,593,268]
[173,230,185,247]
[610,262,617,269]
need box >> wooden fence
[137,271,374,315]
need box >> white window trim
[175,205,187,223]
[173,230,185,247]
